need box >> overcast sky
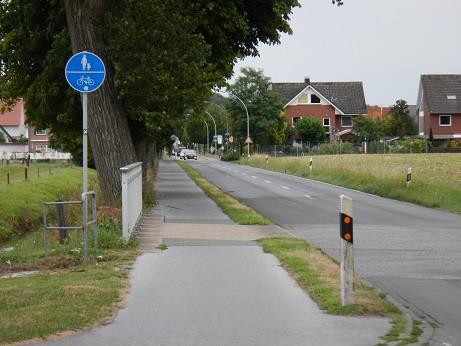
[231,0,461,106]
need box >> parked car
[180,149,197,160]
[175,146,186,157]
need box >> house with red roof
[0,99,51,154]
[417,75,461,142]
[272,77,367,141]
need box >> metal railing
[121,162,143,241]
[42,190,97,261]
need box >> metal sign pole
[82,92,88,261]
[82,93,88,195]
[65,51,105,263]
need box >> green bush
[221,151,241,161]
[440,139,460,148]
[98,218,135,249]
[391,139,425,153]
[319,142,354,155]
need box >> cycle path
[35,160,390,346]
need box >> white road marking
[242,173,247,176]
[251,176,258,179]
[264,180,272,184]
[281,186,290,190]
[304,194,314,199]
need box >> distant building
[367,105,392,119]
[0,99,51,153]
[417,75,461,141]
[272,77,367,141]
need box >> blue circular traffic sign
[65,51,105,93]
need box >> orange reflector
[344,216,351,224]
[344,233,351,241]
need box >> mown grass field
[0,162,70,185]
[0,165,97,242]
[243,153,461,213]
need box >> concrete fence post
[340,195,355,306]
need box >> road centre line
[304,194,314,199]
[251,176,258,179]
[281,186,290,190]
[264,180,272,184]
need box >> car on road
[180,149,197,160]
[172,146,186,158]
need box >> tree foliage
[295,117,326,144]
[387,99,416,137]
[352,115,383,142]
[227,67,286,145]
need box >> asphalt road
[189,159,461,346]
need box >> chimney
[304,76,310,84]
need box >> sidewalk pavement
[35,160,390,346]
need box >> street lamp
[202,119,209,154]
[204,101,229,133]
[205,111,217,154]
[228,92,250,158]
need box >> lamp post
[205,101,229,133]
[202,119,209,154]
[228,92,250,158]
[205,110,217,154]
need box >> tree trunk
[64,0,137,203]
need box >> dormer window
[447,94,457,100]
[310,94,320,104]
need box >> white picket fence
[121,162,143,241]
[0,151,72,160]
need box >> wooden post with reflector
[340,194,355,306]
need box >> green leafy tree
[0,130,5,143]
[352,115,383,142]
[295,117,326,144]
[387,99,416,137]
[0,0,300,201]
[227,67,286,145]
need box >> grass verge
[260,237,413,344]
[177,161,271,225]
[243,154,461,214]
[0,248,136,344]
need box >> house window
[35,144,48,152]
[310,94,321,104]
[34,129,47,135]
[323,117,331,134]
[341,116,353,127]
[439,115,452,126]
[298,94,308,104]
[447,94,457,100]
[292,116,301,127]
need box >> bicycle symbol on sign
[77,76,95,87]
